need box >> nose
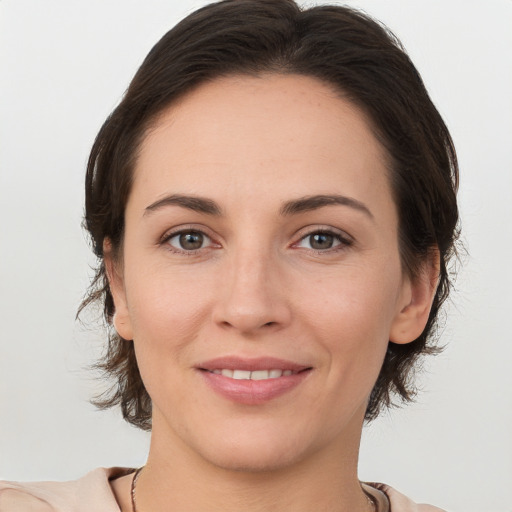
[212,247,292,335]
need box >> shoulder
[363,482,448,512]
[0,486,53,512]
[0,468,133,512]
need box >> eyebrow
[144,193,373,219]
[144,194,222,216]
[280,194,374,219]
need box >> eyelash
[160,226,353,255]
[160,227,217,255]
[292,228,353,254]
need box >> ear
[389,248,440,344]
[103,239,134,341]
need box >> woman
[0,0,459,510]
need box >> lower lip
[199,369,312,405]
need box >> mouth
[205,368,304,380]
[197,357,313,404]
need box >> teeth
[232,370,251,380]
[214,369,294,380]
[250,370,271,380]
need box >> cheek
[296,263,402,344]
[122,262,217,382]
[125,258,214,329]
[292,261,403,403]
[298,274,397,409]
[124,268,213,407]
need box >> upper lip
[198,356,311,372]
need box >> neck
[135,410,372,512]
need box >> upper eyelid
[158,224,353,248]
[159,224,217,243]
[290,228,355,254]
[293,225,353,243]
[161,228,218,254]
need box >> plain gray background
[1,1,511,511]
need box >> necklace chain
[130,466,377,512]
[131,467,143,512]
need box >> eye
[167,230,212,251]
[295,230,351,251]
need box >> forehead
[131,73,393,216]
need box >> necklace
[365,491,378,512]
[131,466,143,512]
[130,466,377,512]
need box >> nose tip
[214,288,289,333]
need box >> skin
[107,74,437,512]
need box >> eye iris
[310,233,334,250]
[179,232,204,250]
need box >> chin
[198,418,342,475]
[201,440,306,474]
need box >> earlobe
[389,249,440,344]
[103,239,134,341]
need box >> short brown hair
[80,0,459,430]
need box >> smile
[198,357,312,404]
[209,369,295,380]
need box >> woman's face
[110,74,424,471]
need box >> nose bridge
[232,239,269,289]
[214,237,289,333]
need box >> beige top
[0,467,447,512]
